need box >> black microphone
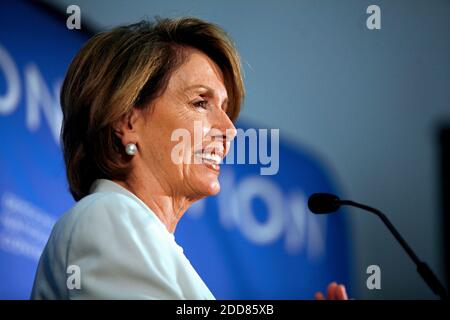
[308,192,448,300]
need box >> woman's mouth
[194,151,222,172]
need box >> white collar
[89,179,174,239]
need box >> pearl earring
[125,143,137,156]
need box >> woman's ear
[113,108,141,145]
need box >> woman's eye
[193,100,208,109]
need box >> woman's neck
[113,170,193,234]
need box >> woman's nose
[216,108,237,142]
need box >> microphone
[308,192,448,300]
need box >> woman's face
[133,48,237,199]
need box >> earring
[125,143,137,156]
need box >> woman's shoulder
[44,190,171,270]
[52,191,158,244]
[33,191,179,299]
[73,191,141,217]
[63,191,140,223]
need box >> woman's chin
[206,180,220,195]
[193,177,221,197]
[189,164,221,196]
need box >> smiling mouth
[194,150,223,172]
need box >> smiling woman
[29,16,347,301]
[30,17,244,300]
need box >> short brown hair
[61,17,245,201]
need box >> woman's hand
[315,282,348,300]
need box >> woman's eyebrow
[184,84,214,94]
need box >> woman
[31,17,347,300]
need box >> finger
[336,284,348,300]
[327,282,338,300]
[315,292,325,300]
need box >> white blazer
[31,179,215,300]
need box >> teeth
[196,152,221,164]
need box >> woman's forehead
[168,49,226,97]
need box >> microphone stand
[340,199,448,300]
